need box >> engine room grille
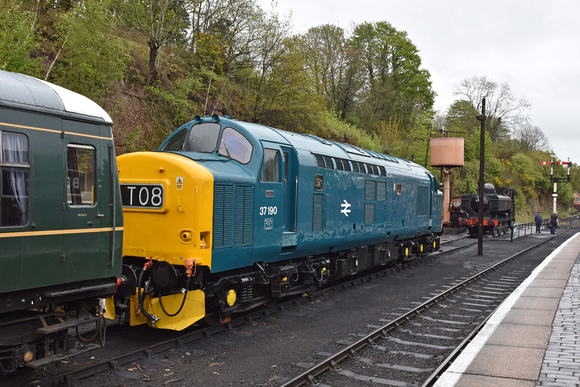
[417,185,429,216]
[214,184,254,248]
[365,203,376,224]
[313,193,324,231]
[235,185,253,246]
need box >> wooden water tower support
[430,137,465,227]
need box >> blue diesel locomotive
[117,115,443,330]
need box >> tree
[512,123,550,153]
[49,0,129,102]
[302,24,364,120]
[444,100,480,135]
[252,36,325,133]
[125,0,190,84]
[454,76,531,143]
[349,21,434,133]
[441,100,480,161]
[0,1,41,75]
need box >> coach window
[218,127,252,164]
[0,131,29,227]
[67,144,96,206]
[261,149,280,182]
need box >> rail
[279,231,560,387]
[422,219,578,386]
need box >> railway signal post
[541,160,572,213]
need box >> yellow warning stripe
[0,121,113,140]
[0,227,124,239]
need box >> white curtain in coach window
[2,132,29,225]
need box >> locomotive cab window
[261,149,280,182]
[0,131,30,227]
[185,122,220,153]
[218,127,252,164]
[162,128,188,151]
[67,145,96,206]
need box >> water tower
[430,137,464,227]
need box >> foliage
[319,111,382,152]
[303,24,364,120]
[49,0,130,102]
[122,0,190,84]
[6,0,575,214]
[0,1,41,75]
[349,21,434,134]
[244,36,325,133]
[454,75,531,143]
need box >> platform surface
[434,232,580,386]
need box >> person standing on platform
[535,212,542,233]
[550,211,559,234]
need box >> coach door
[62,120,104,278]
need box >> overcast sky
[259,0,580,165]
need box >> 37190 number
[259,206,277,216]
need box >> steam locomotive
[458,183,515,236]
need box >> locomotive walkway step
[433,232,580,386]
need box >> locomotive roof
[229,118,417,169]
[0,70,112,124]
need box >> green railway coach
[0,70,123,373]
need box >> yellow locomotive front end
[117,152,213,330]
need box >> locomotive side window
[67,145,96,206]
[261,149,280,182]
[314,174,323,191]
[218,127,252,164]
[162,128,188,151]
[0,131,29,227]
[185,123,220,153]
[396,183,402,195]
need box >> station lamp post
[476,98,486,256]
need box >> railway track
[277,226,574,387]
[10,223,574,386]
[13,235,469,386]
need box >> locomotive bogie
[118,115,443,330]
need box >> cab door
[254,142,285,260]
[281,146,297,233]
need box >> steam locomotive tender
[0,71,124,373]
[117,115,443,330]
[458,183,515,236]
